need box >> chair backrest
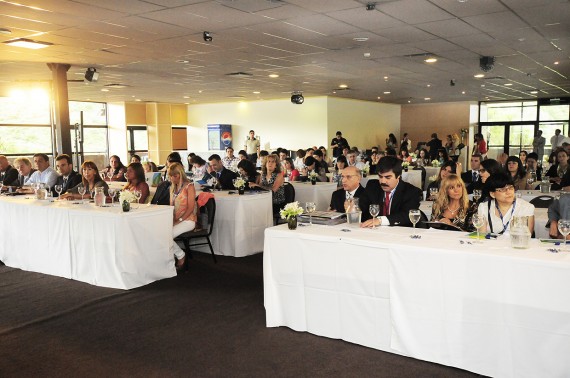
[202,197,216,236]
[284,182,295,203]
[529,195,554,208]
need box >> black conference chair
[529,195,554,209]
[175,197,217,266]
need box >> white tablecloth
[195,190,273,257]
[0,196,175,289]
[290,182,337,211]
[424,167,440,190]
[264,224,570,378]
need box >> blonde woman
[251,154,285,213]
[168,162,197,270]
[430,174,475,232]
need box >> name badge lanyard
[488,199,516,234]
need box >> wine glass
[78,184,86,204]
[472,189,482,203]
[0,179,4,194]
[305,202,316,226]
[557,219,570,251]
[134,189,142,208]
[211,176,218,190]
[369,204,380,229]
[55,184,63,199]
[108,188,116,206]
[409,209,421,237]
[107,170,113,181]
[472,214,486,243]
[429,187,439,201]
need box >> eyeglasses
[479,168,487,173]
[495,185,515,193]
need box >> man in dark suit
[426,133,442,161]
[53,154,82,195]
[329,166,371,221]
[11,157,35,187]
[208,154,237,190]
[0,155,18,188]
[362,156,422,228]
[461,154,482,194]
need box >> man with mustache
[362,156,423,228]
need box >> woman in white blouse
[477,172,534,235]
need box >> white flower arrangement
[409,152,417,162]
[233,177,246,189]
[402,161,410,169]
[362,163,370,174]
[431,160,441,167]
[119,190,137,204]
[280,201,304,219]
[308,171,319,180]
[428,174,438,182]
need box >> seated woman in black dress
[237,159,260,189]
[430,174,475,232]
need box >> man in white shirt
[221,147,240,171]
[551,129,565,150]
[347,151,365,170]
[21,153,59,190]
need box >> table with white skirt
[264,224,570,378]
[290,182,337,211]
[0,196,175,289]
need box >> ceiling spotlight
[479,56,495,72]
[339,84,348,88]
[84,67,99,82]
[268,74,279,78]
[530,90,539,94]
[366,3,376,11]
[3,37,52,49]
[450,79,456,86]
[203,31,212,42]
[424,56,438,63]
[474,74,485,78]
[291,92,304,105]
[554,61,559,65]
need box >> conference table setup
[263,222,570,378]
[0,195,176,290]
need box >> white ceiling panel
[326,7,405,31]
[417,19,482,39]
[374,26,438,43]
[428,0,507,18]
[378,0,455,24]
[253,3,317,20]
[284,0,361,13]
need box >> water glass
[54,184,63,199]
[429,187,439,200]
[409,209,421,237]
[369,204,380,229]
[78,185,86,203]
[108,188,116,206]
[472,189,481,202]
[305,202,316,226]
[558,219,570,251]
[472,214,486,243]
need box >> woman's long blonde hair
[432,174,469,220]
[167,163,189,197]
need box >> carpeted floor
[0,253,481,377]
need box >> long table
[264,224,570,378]
[0,196,176,289]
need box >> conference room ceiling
[0,0,568,105]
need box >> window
[127,126,148,161]
[0,126,52,154]
[539,105,570,122]
[69,101,107,126]
[480,101,537,122]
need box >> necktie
[217,172,221,179]
[472,171,477,182]
[346,191,353,200]
[383,193,391,216]
[63,177,68,187]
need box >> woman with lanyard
[168,162,197,270]
[477,172,535,236]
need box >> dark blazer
[329,185,371,221]
[461,170,481,194]
[365,179,422,227]
[213,168,237,190]
[426,138,442,160]
[53,170,82,195]
[151,180,171,205]
[1,165,18,186]
[11,169,36,187]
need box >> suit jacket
[329,185,371,221]
[1,165,18,186]
[53,170,82,195]
[11,169,36,187]
[461,170,481,194]
[213,168,237,190]
[365,179,422,227]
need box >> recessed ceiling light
[424,57,437,63]
[363,52,371,58]
[198,90,203,93]
[183,96,190,99]
[332,91,336,94]
[383,91,391,94]
[530,90,538,94]
[407,100,411,103]
[424,97,431,101]
[554,61,559,65]
[481,84,485,87]
[427,84,431,87]
[377,96,381,100]
[135,99,141,102]
[302,81,310,84]
[383,76,388,80]
[474,74,485,78]
[176,59,190,63]
[339,84,348,88]
[253,91,260,94]
[462,91,466,94]
[504,83,513,86]
[268,74,279,78]
[101,88,109,92]
[353,37,369,42]
[3,38,52,49]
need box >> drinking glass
[78,185,86,203]
[134,189,142,208]
[55,184,63,199]
[107,171,113,180]
[305,202,316,226]
[108,188,116,206]
[429,187,439,200]
[211,177,218,190]
[369,204,380,229]
[0,179,3,193]
[472,189,482,203]
[472,214,486,243]
[557,219,570,251]
[409,209,421,237]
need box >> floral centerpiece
[401,161,410,171]
[233,177,246,194]
[308,171,319,185]
[428,174,438,182]
[361,163,370,177]
[409,152,417,163]
[431,160,441,167]
[280,201,304,230]
[119,190,137,212]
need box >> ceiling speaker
[291,93,304,104]
[479,56,495,72]
[84,67,98,82]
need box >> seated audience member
[415,148,430,167]
[385,147,397,157]
[519,150,528,170]
[61,161,109,200]
[0,155,18,187]
[545,148,569,190]
[17,153,59,193]
[430,174,475,232]
[332,155,348,187]
[329,166,371,221]
[190,155,209,179]
[477,172,535,235]
[478,158,502,204]
[319,146,332,167]
[524,152,542,182]
[250,154,285,213]
[208,154,237,190]
[437,148,451,164]
[237,159,260,187]
[278,149,288,170]
[506,156,528,190]
[496,152,508,170]
[426,161,457,198]
[294,149,306,171]
[399,148,412,163]
[238,150,248,161]
[362,156,423,228]
[130,154,141,164]
[548,194,570,238]
[312,149,329,173]
[53,154,82,195]
[167,162,197,270]
[347,150,365,169]
[302,156,328,182]
[283,158,300,182]
[142,161,158,173]
[222,147,240,170]
[151,155,181,205]
[10,157,35,187]
[102,155,127,182]
[257,150,269,169]
[461,154,482,194]
[123,162,150,203]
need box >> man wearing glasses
[329,166,371,221]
